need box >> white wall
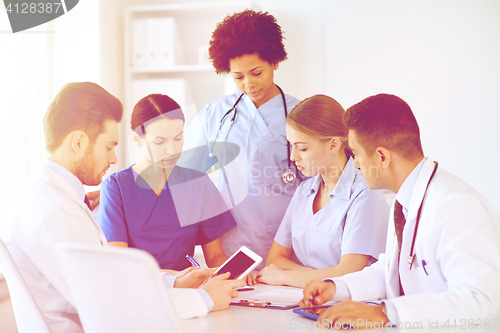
[322,0,500,211]
[47,0,101,97]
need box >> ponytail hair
[286,94,353,158]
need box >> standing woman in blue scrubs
[256,95,389,288]
[97,94,236,272]
[181,10,301,274]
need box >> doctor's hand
[299,280,336,307]
[201,272,246,312]
[174,267,217,288]
[316,300,389,329]
[85,190,100,210]
[256,264,286,285]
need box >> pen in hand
[305,288,322,307]
[186,255,201,268]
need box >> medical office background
[0,0,499,232]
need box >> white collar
[43,159,85,201]
[395,156,427,214]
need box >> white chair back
[0,238,51,333]
[57,243,183,333]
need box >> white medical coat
[181,92,301,266]
[330,157,500,325]
[3,161,210,332]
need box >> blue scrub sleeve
[195,175,236,245]
[341,189,388,259]
[96,176,129,243]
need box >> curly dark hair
[209,9,287,74]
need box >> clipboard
[231,299,299,310]
[230,289,302,310]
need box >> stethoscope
[408,161,439,270]
[210,85,297,184]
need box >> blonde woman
[257,95,389,288]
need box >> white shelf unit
[123,2,253,165]
[129,64,214,74]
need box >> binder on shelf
[131,18,145,68]
[158,17,175,68]
[144,18,160,68]
[198,45,210,65]
[136,16,184,69]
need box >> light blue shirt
[180,92,301,268]
[274,158,389,269]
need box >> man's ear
[375,147,391,169]
[69,131,89,155]
[272,62,279,71]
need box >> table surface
[180,284,500,333]
[180,284,315,333]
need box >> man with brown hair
[3,82,243,332]
[301,93,500,329]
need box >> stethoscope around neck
[210,85,297,184]
[408,161,439,270]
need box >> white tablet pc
[214,246,262,280]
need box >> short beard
[73,144,103,186]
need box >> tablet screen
[216,251,255,279]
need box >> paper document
[231,288,304,309]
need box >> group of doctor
[97,9,389,290]
[96,8,500,328]
[4,8,500,332]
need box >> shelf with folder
[124,2,254,70]
[125,2,252,15]
[123,2,254,165]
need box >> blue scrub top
[97,166,236,270]
[274,158,389,269]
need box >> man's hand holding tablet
[202,246,263,287]
[173,267,218,288]
[200,272,246,311]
